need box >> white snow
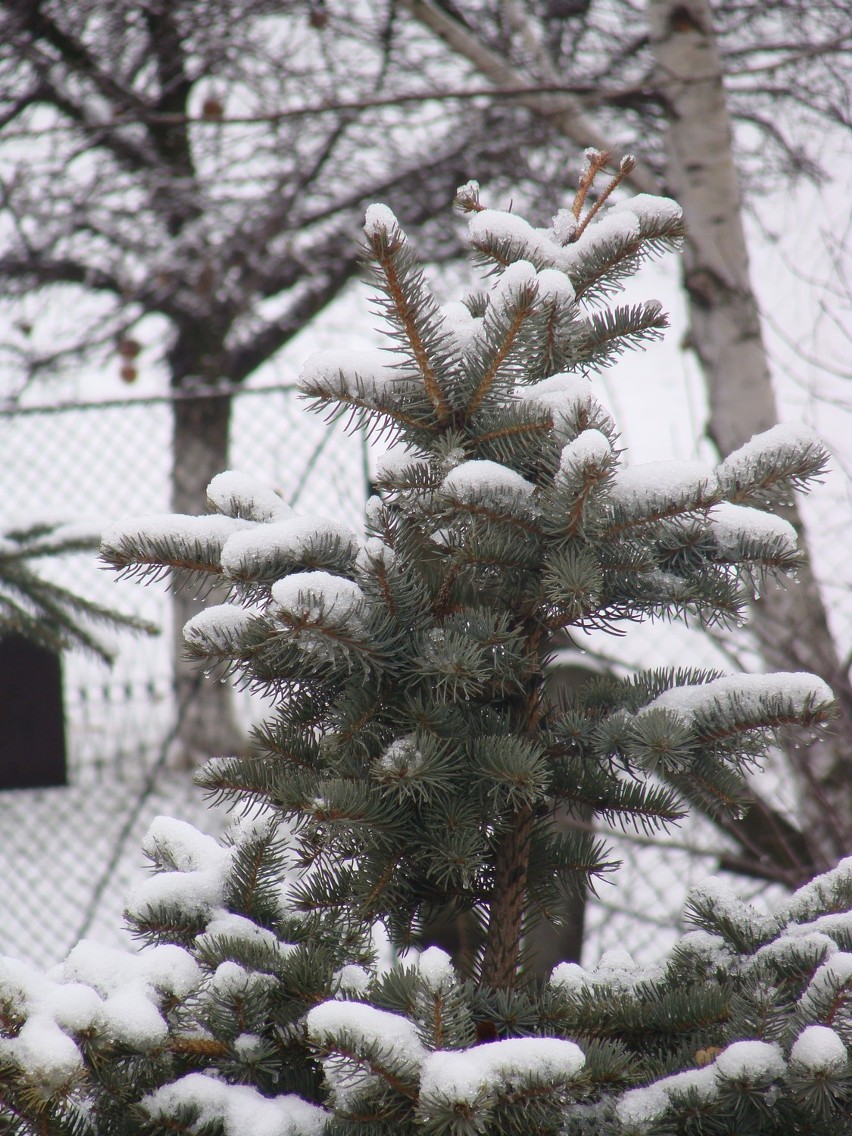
[299,347,407,408]
[714,1040,785,1082]
[597,948,638,974]
[144,1073,328,1136]
[654,1064,718,1104]
[306,1001,427,1066]
[441,459,535,505]
[102,512,255,559]
[641,672,835,724]
[196,913,295,958]
[100,987,168,1048]
[417,947,456,990]
[271,571,365,628]
[685,876,777,940]
[550,208,578,245]
[142,815,231,875]
[440,300,481,350]
[334,965,372,995]
[753,930,837,969]
[220,515,359,580]
[377,734,424,775]
[707,502,797,556]
[557,430,613,481]
[364,203,399,239]
[209,960,274,998]
[184,603,260,650]
[549,961,587,990]
[207,470,291,523]
[126,867,226,923]
[374,445,431,482]
[57,941,201,1051]
[717,423,824,487]
[468,209,577,273]
[62,940,201,1001]
[799,952,852,1017]
[612,194,683,228]
[609,460,717,515]
[487,259,540,315]
[581,208,640,248]
[617,1038,783,1130]
[420,1038,584,1103]
[536,267,576,306]
[783,857,852,924]
[790,1025,847,1073]
[467,195,672,281]
[617,1083,670,1128]
[1,1013,83,1088]
[514,372,613,442]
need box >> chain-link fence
[0,384,847,970]
[0,384,369,965]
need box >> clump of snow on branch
[790,1025,848,1073]
[420,1037,585,1104]
[300,347,409,408]
[441,459,536,506]
[609,460,717,514]
[207,470,292,524]
[557,429,613,481]
[307,1001,427,1065]
[642,672,834,723]
[184,603,261,650]
[617,1040,785,1130]
[271,571,365,628]
[514,372,614,441]
[220,515,359,580]
[416,947,456,990]
[363,203,399,239]
[707,502,797,555]
[143,1073,328,1136]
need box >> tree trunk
[647,0,852,866]
[170,390,247,766]
[481,805,534,989]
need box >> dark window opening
[0,634,67,789]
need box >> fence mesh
[0,384,847,970]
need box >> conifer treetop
[2,162,845,1135]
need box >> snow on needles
[610,460,716,514]
[299,347,407,408]
[641,672,835,724]
[207,470,292,524]
[420,1038,585,1104]
[617,1041,785,1130]
[718,423,825,487]
[441,459,535,507]
[144,1074,328,1136]
[790,1026,848,1073]
[271,571,365,629]
[707,502,797,555]
[220,515,359,580]
[306,1001,427,1067]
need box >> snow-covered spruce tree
[2,160,849,1134]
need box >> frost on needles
[3,159,849,1135]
